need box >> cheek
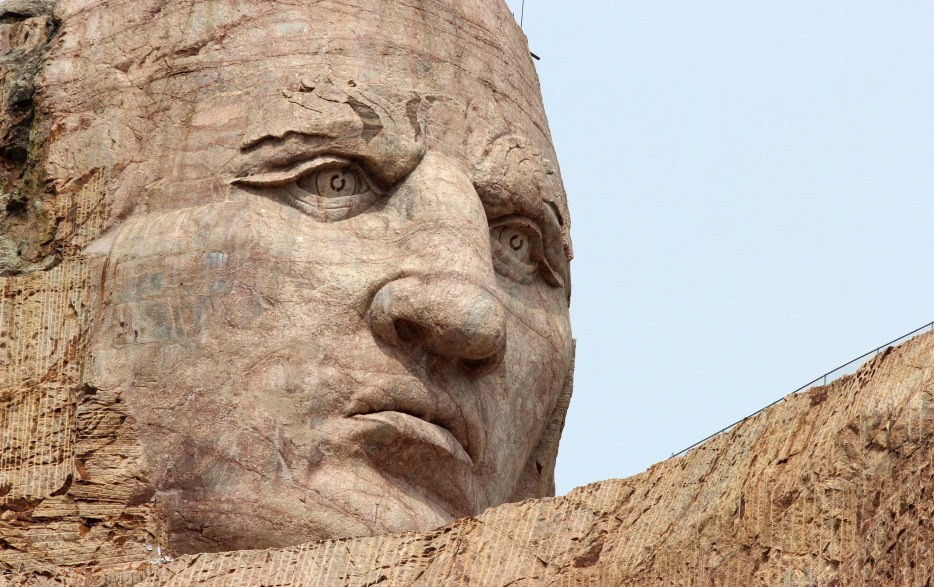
[498,281,572,425]
[93,210,403,406]
[499,277,572,355]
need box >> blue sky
[504,0,934,494]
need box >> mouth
[346,403,473,466]
[349,411,472,466]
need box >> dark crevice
[0,1,64,275]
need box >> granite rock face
[0,0,59,274]
[1,0,574,568]
[6,327,934,585]
[113,329,934,586]
[3,0,934,584]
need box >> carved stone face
[59,0,573,553]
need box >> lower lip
[350,411,472,466]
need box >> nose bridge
[395,151,494,281]
[366,151,506,363]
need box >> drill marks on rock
[18,335,934,587]
[0,164,166,575]
[345,98,383,143]
[0,169,108,504]
[55,169,111,257]
[0,263,87,502]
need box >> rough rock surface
[4,329,934,585]
[0,0,60,274]
[2,0,933,584]
[2,0,575,573]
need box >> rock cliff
[5,329,933,585]
[1,0,931,584]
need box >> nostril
[460,354,500,378]
[462,358,485,369]
[368,277,507,362]
[393,319,421,343]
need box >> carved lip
[345,397,474,466]
[350,411,472,466]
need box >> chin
[153,453,478,554]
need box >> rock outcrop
[2,0,932,584]
[1,0,575,565]
[5,329,933,585]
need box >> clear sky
[504,0,934,495]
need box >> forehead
[46,0,568,221]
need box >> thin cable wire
[670,319,934,459]
[520,0,525,28]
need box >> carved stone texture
[4,326,934,585]
[1,0,575,570]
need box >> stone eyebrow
[241,130,330,153]
[238,131,343,168]
[235,86,425,185]
[236,129,425,188]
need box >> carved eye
[296,167,369,199]
[493,225,533,264]
[489,216,563,287]
[232,157,381,222]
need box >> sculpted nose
[368,276,506,364]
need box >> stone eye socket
[232,156,381,222]
[489,216,563,287]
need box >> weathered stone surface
[2,0,574,572]
[4,326,934,585]
[0,0,59,274]
[3,0,934,584]
[114,330,934,585]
